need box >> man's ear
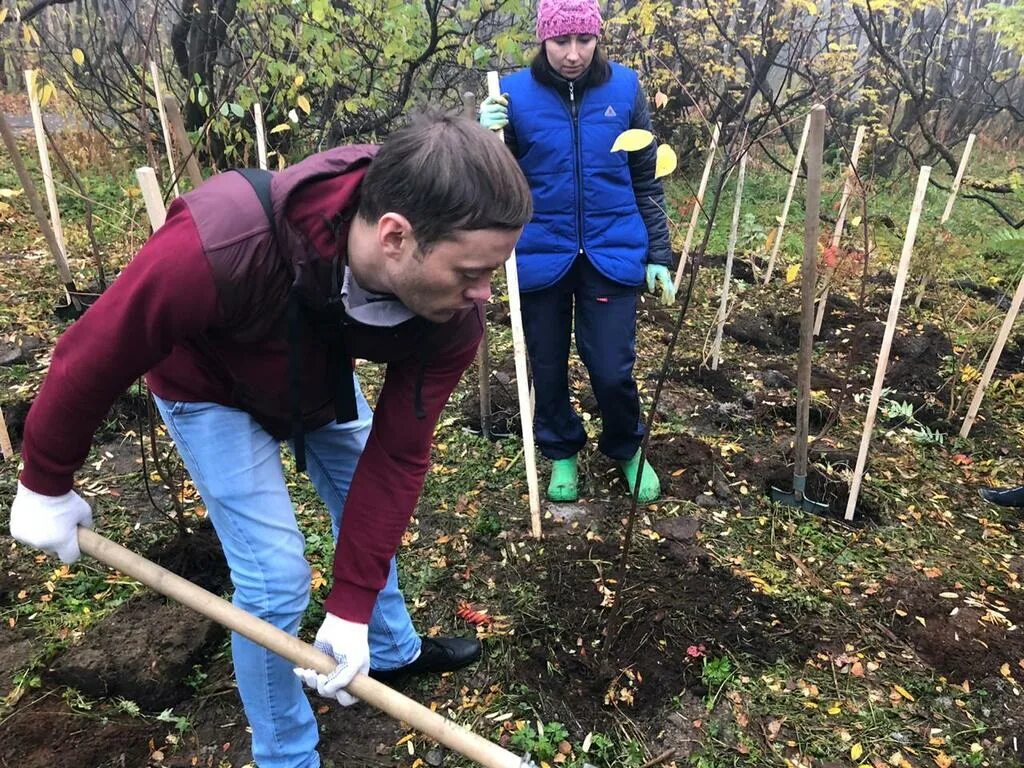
[377,212,414,261]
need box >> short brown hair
[358,112,533,251]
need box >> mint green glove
[479,94,509,131]
[645,264,676,306]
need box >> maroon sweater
[19,152,483,623]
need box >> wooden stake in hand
[814,125,866,336]
[487,71,541,539]
[845,166,932,521]
[763,114,810,284]
[673,123,721,291]
[711,153,747,369]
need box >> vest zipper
[568,80,585,257]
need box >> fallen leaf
[851,743,864,760]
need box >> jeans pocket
[168,400,221,417]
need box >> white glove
[293,613,369,707]
[9,481,93,563]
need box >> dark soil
[765,466,880,525]
[847,322,953,394]
[663,361,744,400]
[874,575,1024,685]
[950,278,1013,309]
[0,699,161,768]
[510,536,827,731]
[644,434,716,500]
[144,521,232,595]
[724,308,801,352]
[46,592,226,712]
[459,355,522,438]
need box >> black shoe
[368,636,482,683]
[979,485,1024,507]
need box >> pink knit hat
[536,0,603,42]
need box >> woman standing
[480,0,676,503]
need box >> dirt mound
[725,308,800,351]
[873,576,1024,685]
[512,536,827,729]
[645,434,717,499]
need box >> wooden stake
[0,404,13,459]
[24,70,67,260]
[162,96,204,188]
[914,133,976,308]
[959,268,1024,438]
[673,123,721,291]
[763,113,810,284]
[845,166,932,521]
[78,529,526,768]
[253,102,268,171]
[794,106,827,492]
[711,153,747,369]
[0,110,77,305]
[463,90,493,439]
[148,60,180,198]
[135,167,166,230]
[814,125,867,336]
[487,71,541,539]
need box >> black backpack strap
[234,168,277,240]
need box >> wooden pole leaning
[487,71,541,539]
[673,123,721,291]
[162,96,204,188]
[148,60,180,198]
[845,166,931,521]
[77,529,530,768]
[959,268,1024,438]
[0,405,13,459]
[763,113,810,284]
[813,124,866,336]
[254,102,269,171]
[0,110,78,308]
[711,153,747,369]
[24,70,67,258]
[913,133,976,309]
[135,167,166,230]
[464,90,493,440]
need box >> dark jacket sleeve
[628,86,672,267]
[19,201,221,496]
[324,305,484,623]
[502,104,520,159]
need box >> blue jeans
[520,255,644,461]
[153,377,420,768]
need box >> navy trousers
[520,255,644,461]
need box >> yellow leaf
[0,8,8,23]
[934,752,953,768]
[294,73,306,88]
[786,263,800,283]
[893,684,915,701]
[654,90,668,109]
[40,83,55,108]
[297,94,311,115]
[654,144,677,179]
[1000,663,1011,677]
[72,48,85,66]
[851,743,864,760]
[610,129,654,152]
[270,122,291,134]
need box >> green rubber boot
[620,448,661,503]
[547,455,579,502]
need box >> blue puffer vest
[502,62,648,292]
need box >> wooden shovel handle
[77,529,527,768]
